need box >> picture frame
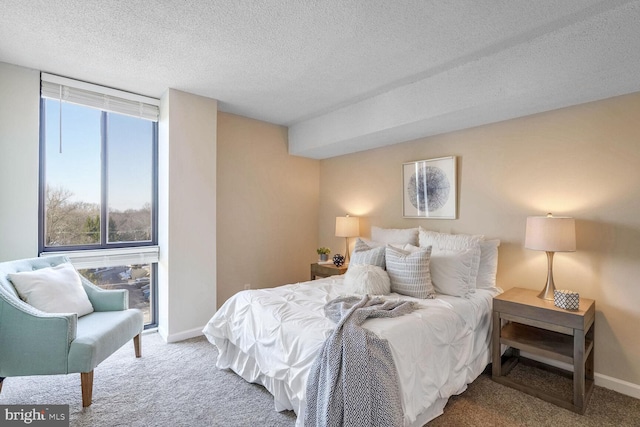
[402,156,457,219]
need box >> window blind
[41,73,159,121]
[41,246,160,269]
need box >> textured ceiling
[1,1,639,158]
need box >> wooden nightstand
[492,287,595,414]
[310,263,347,280]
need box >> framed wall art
[402,156,457,219]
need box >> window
[39,73,159,327]
[77,264,156,325]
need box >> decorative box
[554,289,580,310]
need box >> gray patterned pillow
[349,238,386,269]
[385,245,434,299]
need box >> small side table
[492,287,595,414]
[310,263,347,280]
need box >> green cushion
[68,309,143,373]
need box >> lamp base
[538,251,556,300]
[344,237,350,264]
[538,280,556,300]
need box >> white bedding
[203,277,501,426]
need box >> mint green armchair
[0,256,143,406]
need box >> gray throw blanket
[304,295,417,427]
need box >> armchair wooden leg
[81,371,94,407]
[0,377,5,394]
[133,334,142,358]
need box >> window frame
[38,101,159,252]
[38,79,160,329]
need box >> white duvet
[203,277,501,426]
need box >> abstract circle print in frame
[408,165,450,212]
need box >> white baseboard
[594,372,640,400]
[157,326,204,343]
[520,351,640,399]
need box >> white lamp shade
[335,216,360,237]
[525,215,576,252]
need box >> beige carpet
[430,361,640,426]
[1,333,638,426]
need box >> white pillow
[371,226,419,246]
[385,245,434,299]
[477,239,500,289]
[8,263,94,317]
[395,243,421,253]
[418,227,482,289]
[349,238,386,269]
[418,227,484,251]
[343,264,391,295]
[429,249,478,297]
[400,243,472,297]
[358,238,386,248]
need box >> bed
[203,227,502,426]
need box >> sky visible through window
[44,99,152,212]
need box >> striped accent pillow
[349,238,386,269]
[385,246,434,299]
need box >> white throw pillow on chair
[9,262,94,316]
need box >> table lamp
[525,213,576,300]
[335,215,359,264]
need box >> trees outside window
[41,100,155,248]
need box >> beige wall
[319,92,640,390]
[158,89,218,342]
[216,112,320,305]
[0,62,40,261]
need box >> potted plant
[316,247,331,262]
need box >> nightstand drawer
[493,287,594,330]
[500,312,574,335]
